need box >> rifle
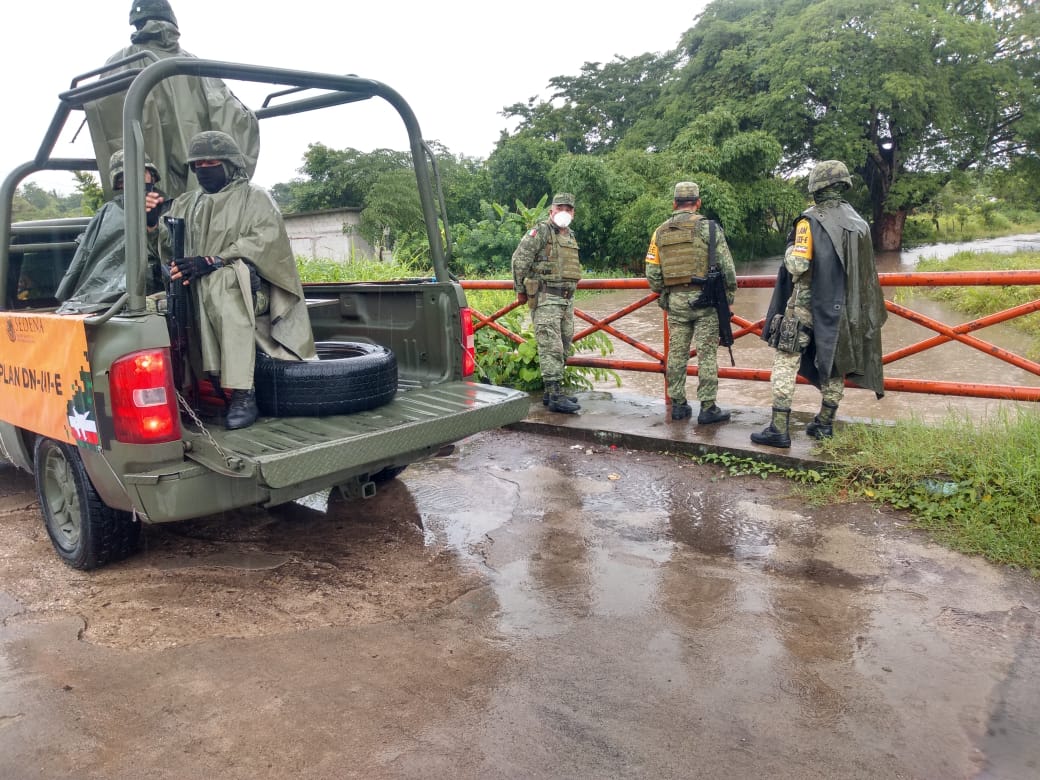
[691,221,735,366]
[163,216,190,392]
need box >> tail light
[110,349,181,444]
[460,307,476,377]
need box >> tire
[33,438,140,570]
[255,341,398,417]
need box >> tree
[279,143,413,213]
[73,172,105,215]
[667,0,1040,249]
[486,135,564,208]
[503,52,680,154]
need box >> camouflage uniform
[752,160,886,448]
[511,194,581,397]
[645,182,737,422]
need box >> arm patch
[792,220,813,261]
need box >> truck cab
[0,58,529,569]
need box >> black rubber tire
[33,437,140,570]
[254,341,398,417]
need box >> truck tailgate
[183,382,529,489]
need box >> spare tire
[255,341,397,417]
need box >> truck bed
[119,380,528,515]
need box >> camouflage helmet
[108,149,160,189]
[552,192,575,207]
[129,0,177,26]
[807,160,852,193]
[673,181,700,201]
[186,131,248,173]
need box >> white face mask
[552,211,573,228]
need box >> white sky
[0,0,707,195]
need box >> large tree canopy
[663,0,1040,248]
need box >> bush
[472,309,620,393]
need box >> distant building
[282,207,388,262]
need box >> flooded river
[582,233,1040,423]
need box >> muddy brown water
[584,233,1040,423]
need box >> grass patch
[297,255,432,283]
[914,249,1040,358]
[808,408,1040,574]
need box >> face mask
[195,165,228,194]
[552,211,573,228]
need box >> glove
[517,292,528,305]
[171,255,223,282]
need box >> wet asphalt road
[1,416,1038,779]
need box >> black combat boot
[697,402,731,425]
[806,401,839,440]
[670,400,692,420]
[226,388,259,430]
[750,407,791,448]
[546,382,580,414]
[542,390,578,406]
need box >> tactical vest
[654,212,708,286]
[533,225,582,283]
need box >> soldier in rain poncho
[55,149,166,314]
[161,131,316,430]
[85,0,260,200]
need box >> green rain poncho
[162,171,316,389]
[85,19,260,199]
[54,195,162,314]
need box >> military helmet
[108,149,160,189]
[552,192,575,207]
[129,0,178,26]
[186,131,248,172]
[807,160,852,193]
[673,181,700,201]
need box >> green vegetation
[296,254,432,283]
[810,410,1040,575]
[472,309,620,394]
[694,452,825,483]
[914,249,1040,358]
[271,1,1037,264]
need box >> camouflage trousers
[665,291,720,405]
[769,328,845,409]
[532,295,574,384]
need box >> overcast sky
[0,0,708,195]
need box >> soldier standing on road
[751,160,887,448]
[512,192,582,414]
[645,182,737,423]
[85,0,261,200]
[161,131,316,430]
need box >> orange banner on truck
[0,312,97,448]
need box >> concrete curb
[507,391,834,470]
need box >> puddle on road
[401,430,1040,776]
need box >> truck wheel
[255,341,398,417]
[33,438,140,570]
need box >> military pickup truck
[0,58,529,569]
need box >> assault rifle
[691,220,735,366]
[163,216,189,392]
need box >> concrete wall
[283,207,384,262]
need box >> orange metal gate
[463,271,1040,401]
